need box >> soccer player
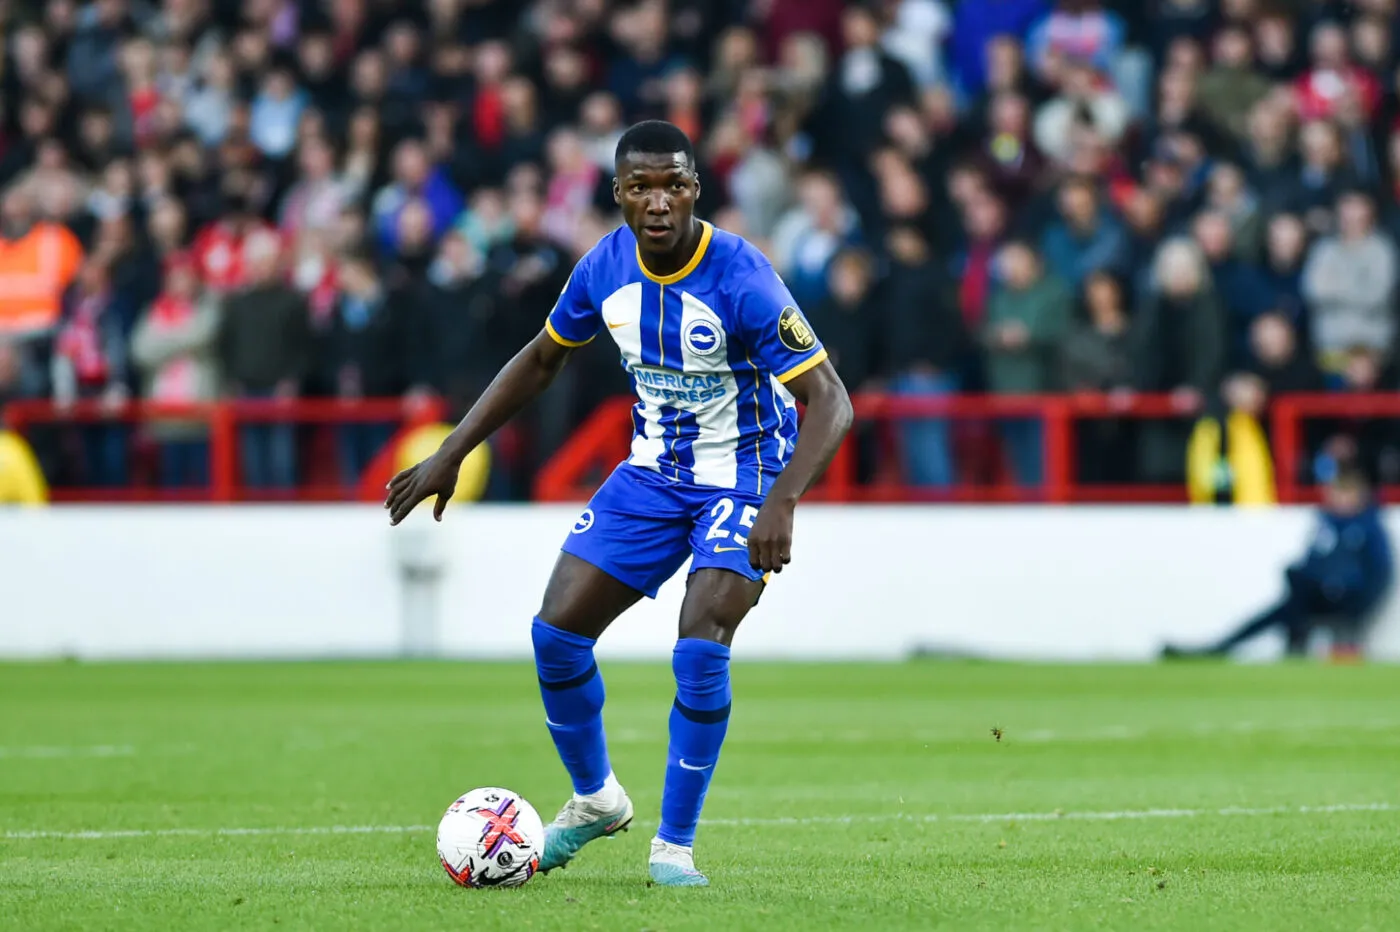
[385,121,853,886]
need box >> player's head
[1325,461,1371,516]
[613,120,699,257]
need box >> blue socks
[533,623,732,843]
[658,638,732,847]
[532,618,611,795]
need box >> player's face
[614,152,699,257]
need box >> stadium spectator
[806,5,916,178]
[758,0,845,64]
[1040,176,1127,290]
[1258,212,1310,330]
[1164,464,1393,659]
[948,0,1048,99]
[184,49,238,148]
[216,228,309,490]
[884,224,963,488]
[970,91,1042,211]
[1061,270,1135,482]
[192,185,276,293]
[881,0,952,90]
[1032,59,1130,167]
[51,257,129,488]
[0,186,84,338]
[371,139,462,256]
[810,248,880,393]
[771,170,861,313]
[321,251,425,487]
[706,115,789,246]
[421,231,502,416]
[1289,120,1361,233]
[1192,210,1273,369]
[1294,21,1380,125]
[1132,238,1225,483]
[489,187,573,491]
[249,64,307,161]
[1197,25,1273,146]
[1237,312,1323,408]
[983,239,1072,487]
[129,252,220,489]
[1301,190,1398,385]
[951,187,1007,373]
[1204,162,1265,263]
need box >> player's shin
[532,618,611,795]
[658,638,732,846]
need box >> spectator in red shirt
[1294,22,1381,124]
[192,187,278,293]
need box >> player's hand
[747,499,795,574]
[385,452,461,526]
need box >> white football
[436,787,544,888]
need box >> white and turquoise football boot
[537,773,633,873]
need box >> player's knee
[672,638,732,723]
[676,609,742,645]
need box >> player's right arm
[386,262,599,525]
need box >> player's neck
[639,219,703,279]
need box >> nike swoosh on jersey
[607,320,632,329]
[678,759,714,772]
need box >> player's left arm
[734,265,854,573]
[748,358,853,573]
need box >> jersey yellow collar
[636,220,712,285]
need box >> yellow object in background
[395,424,491,504]
[1187,412,1276,507]
[0,430,49,505]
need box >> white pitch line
[700,802,1398,827]
[0,745,135,759]
[4,803,1395,842]
[3,824,438,841]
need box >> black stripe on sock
[673,697,731,724]
[538,661,598,692]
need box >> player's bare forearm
[747,360,852,572]
[438,330,573,462]
[767,360,853,506]
[386,329,572,524]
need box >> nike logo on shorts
[713,545,746,554]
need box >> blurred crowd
[1,0,1399,497]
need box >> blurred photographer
[1164,465,1393,659]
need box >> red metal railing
[3,398,444,503]
[534,391,1400,504]
[1271,394,1400,504]
[7,392,1397,504]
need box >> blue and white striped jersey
[546,221,828,496]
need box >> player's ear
[612,177,620,205]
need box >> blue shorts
[561,464,769,598]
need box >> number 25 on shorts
[705,498,758,552]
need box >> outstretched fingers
[387,481,428,526]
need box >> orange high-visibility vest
[0,222,84,334]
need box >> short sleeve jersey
[546,221,828,495]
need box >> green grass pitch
[3,660,1399,931]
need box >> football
[436,787,545,888]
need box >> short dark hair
[614,120,695,170]
[1338,188,1375,210]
